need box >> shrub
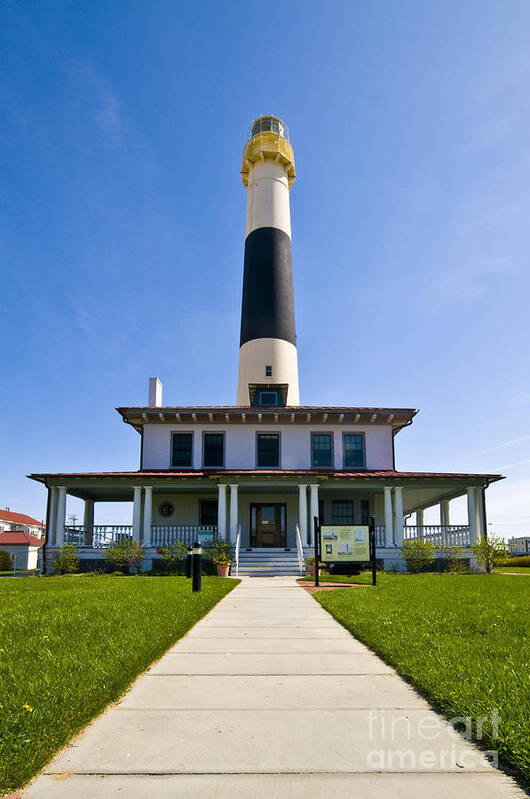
[471,535,509,573]
[156,541,187,572]
[0,550,12,571]
[437,544,466,573]
[400,539,435,573]
[504,555,530,568]
[103,539,145,574]
[204,538,233,566]
[53,543,80,574]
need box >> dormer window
[252,388,284,408]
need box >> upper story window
[171,433,193,468]
[343,433,365,469]
[203,433,224,468]
[265,365,272,377]
[257,433,280,467]
[332,500,354,525]
[311,433,333,467]
[252,388,284,408]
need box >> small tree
[400,539,435,573]
[0,550,11,571]
[204,538,233,566]
[104,538,145,574]
[471,535,509,573]
[156,541,187,572]
[53,543,80,574]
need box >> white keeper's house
[30,115,502,575]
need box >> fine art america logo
[365,709,501,770]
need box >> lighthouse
[236,116,300,407]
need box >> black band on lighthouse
[240,227,296,347]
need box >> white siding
[142,423,394,471]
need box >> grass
[299,570,373,584]
[314,573,530,789]
[0,574,237,793]
[495,566,530,574]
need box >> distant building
[0,530,44,571]
[508,536,530,555]
[0,509,44,539]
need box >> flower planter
[216,564,231,577]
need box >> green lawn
[496,566,530,574]
[299,570,373,585]
[315,573,530,789]
[0,575,237,793]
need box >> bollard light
[192,541,202,592]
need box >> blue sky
[1,0,529,534]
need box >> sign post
[369,514,377,587]
[313,515,320,588]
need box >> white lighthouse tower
[236,116,300,407]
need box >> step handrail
[235,523,241,577]
[295,523,305,575]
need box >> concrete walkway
[24,577,525,798]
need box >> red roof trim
[28,469,502,480]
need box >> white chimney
[148,377,163,408]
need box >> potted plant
[204,538,233,577]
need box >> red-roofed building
[0,530,43,571]
[0,509,44,539]
[27,117,503,575]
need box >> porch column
[229,484,238,544]
[83,499,94,545]
[217,484,227,540]
[384,487,394,546]
[143,487,152,547]
[55,487,67,547]
[298,484,308,546]
[440,500,450,528]
[48,487,58,546]
[475,487,484,539]
[416,509,424,527]
[467,487,477,543]
[394,487,404,546]
[309,484,319,546]
[132,486,142,542]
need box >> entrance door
[250,503,287,547]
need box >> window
[332,500,354,525]
[252,387,284,407]
[360,499,370,525]
[312,433,333,467]
[203,433,224,467]
[200,500,218,526]
[171,433,193,467]
[257,433,280,467]
[343,433,365,468]
[265,365,272,377]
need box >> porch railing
[295,523,305,575]
[63,525,217,549]
[375,526,386,547]
[64,525,132,548]
[235,524,241,577]
[404,525,470,547]
[151,525,217,547]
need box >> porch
[34,469,498,571]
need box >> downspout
[43,481,51,574]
